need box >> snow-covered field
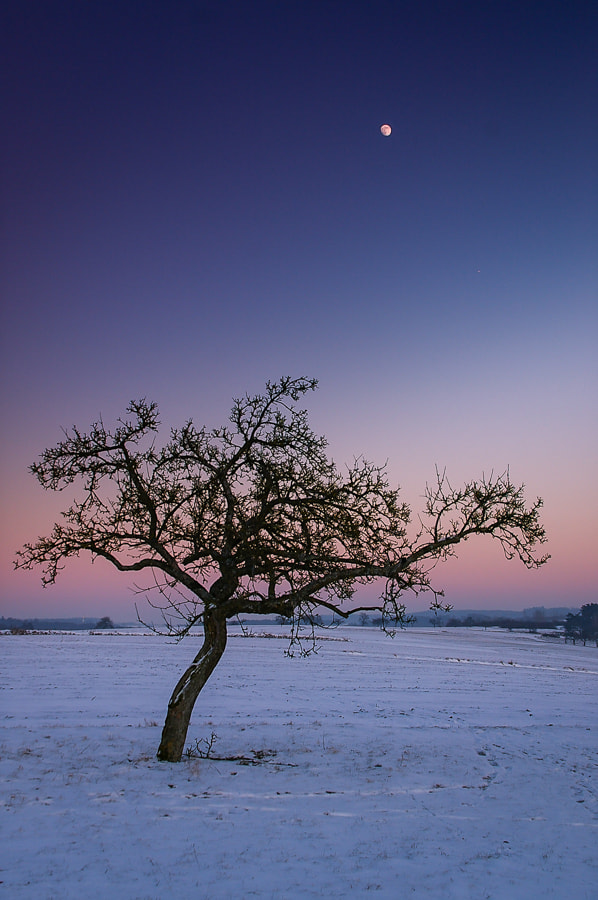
[1,626,596,899]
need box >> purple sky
[1,0,596,620]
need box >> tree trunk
[157,611,228,762]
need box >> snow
[1,626,596,898]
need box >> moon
[380,124,391,136]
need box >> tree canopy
[16,376,549,761]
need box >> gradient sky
[1,0,596,620]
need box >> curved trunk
[157,611,228,762]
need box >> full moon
[380,124,391,136]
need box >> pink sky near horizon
[2,362,595,621]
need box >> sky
[1,0,596,620]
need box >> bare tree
[15,377,548,761]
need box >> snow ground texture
[1,626,596,899]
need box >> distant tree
[571,604,598,646]
[564,612,582,644]
[95,616,114,629]
[359,612,370,626]
[580,604,598,645]
[15,377,549,762]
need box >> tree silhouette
[16,377,549,761]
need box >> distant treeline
[1,616,114,632]
[278,607,579,632]
[442,615,566,631]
